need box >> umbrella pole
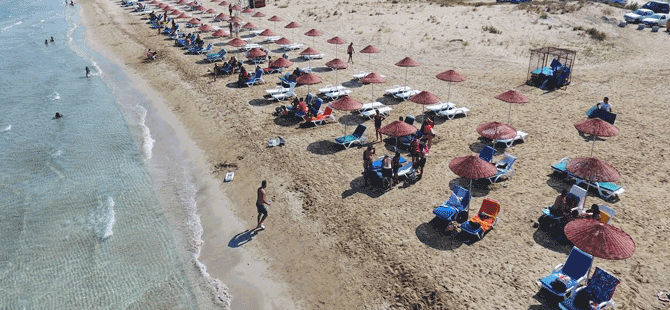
[590,135,596,157]
[469,179,473,196]
[368,53,371,70]
[371,84,374,101]
[507,102,512,125]
[405,67,408,87]
[447,82,452,103]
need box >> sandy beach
[79,0,670,308]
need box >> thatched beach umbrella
[449,155,497,194]
[296,72,322,97]
[199,24,213,32]
[326,58,348,85]
[300,47,320,70]
[268,15,282,31]
[565,219,635,260]
[330,96,364,135]
[359,72,386,101]
[574,118,619,157]
[304,28,323,46]
[495,90,529,125]
[436,69,466,104]
[410,91,440,115]
[284,21,301,42]
[395,57,419,87]
[476,122,517,140]
[326,36,346,59]
[360,45,380,70]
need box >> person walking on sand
[256,180,272,230]
[373,109,385,143]
[228,4,232,17]
[347,42,354,64]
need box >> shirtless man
[256,180,272,230]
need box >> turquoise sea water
[0,1,224,308]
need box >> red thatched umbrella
[259,29,276,36]
[218,1,229,6]
[231,4,241,11]
[212,29,228,44]
[169,9,182,15]
[304,28,323,46]
[270,57,293,69]
[176,12,191,19]
[228,37,247,47]
[284,21,301,41]
[246,47,266,59]
[241,7,254,14]
[449,155,497,193]
[326,36,347,60]
[187,18,201,25]
[574,118,620,157]
[395,57,419,87]
[360,72,386,101]
[252,11,265,18]
[274,37,292,45]
[476,122,517,140]
[206,8,217,15]
[268,15,282,30]
[214,13,228,21]
[300,47,320,71]
[379,120,418,137]
[228,16,242,24]
[436,70,466,104]
[326,58,347,70]
[331,96,364,135]
[565,219,635,260]
[567,157,620,183]
[199,24,213,32]
[410,91,440,115]
[495,90,529,125]
[296,72,322,96]
[150,0,160,5]
[158,3,167,8]
[242,22,257,30]
[360,44,380,69]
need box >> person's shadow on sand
[228,229,259,248]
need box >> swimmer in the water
[85,66,91,77]
[45,39,48,45]
[50,37,55,43]
[54,112,63,119]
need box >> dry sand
[80,0,670,308]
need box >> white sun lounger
[437,106,470,120]
[263,35,281,43]
[385,85,411,95]
[426,102,454,113]
[242,43,263,51]
[301,67,313,73]
[301,53,325,60]
[394,89,420,101]
[353,71,371,80]
[495,130,528,147]
[318,85,346,94]
[266,82,296,95]
[279,43,304,51]
[323,89,352,100]
[357,102,385,113]
[361,106,393,119]
[249,29,263,36]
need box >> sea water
[0,1,226,308]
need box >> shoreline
[77,1,299,309]
[76,0,670,308]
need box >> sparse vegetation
[625,2,639,10]
[482,25,502,34]
[540,12,548,19]
[586,28,606,41]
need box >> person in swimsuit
[392,152,401,186]
[373,109,384,143]
[50,37,55,43]
[256,180,272,230]
[54,112,63,119]
[347,42,354,64]
[381,155,393,185]
[85,66,91,77]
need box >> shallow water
[0,1,225,308]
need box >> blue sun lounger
[537,247,593,300]
[335,124,367,149]
[559,267,620,310]
[433,185,471,223]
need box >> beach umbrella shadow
[249,98,273,106]
[341,80,363,89]
[228,229,258,248]
[306,140,341,155]
[415,220,464,251]
[532,228,572,255]
[448,178,490,197]
[341,176,385,199]
[273,116,302,127]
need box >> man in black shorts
[256,180,272,230]
[412,143,427,179]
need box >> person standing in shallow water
[85,66,90,77]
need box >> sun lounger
[242,43,263,51]
[385,85,411,96]
[361,106,392,119]
[262,35,282,43]
[394,89,421,101]
[426,102,453,113]
[301,53,325,60]
[270,82,296,101]
[478,146,496,163]
[279,43,304,51]
[318,85,346,95]
[487,153,516,183]
[323,89,352,100]
[357,102,385,113]
[205,49,227,62]
[459,197,500,240]
[551,157,625,201]
[310,107,336,125]
[352,71,371,80]
[249,29,263,36]
[432,185,471,224]
[244,70,264,87]
[266,82,295,95]
[300,67,313,73]
[437,105,470,120]
[495,130,527,147]
[537,247,593,300]
[558,267,620,310]
[540,185,588,229]
[335,124,367,149]
[263,66,282,74]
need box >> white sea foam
[2,125,10,132]
[89,196,115,240]
[89,60,102,76]
[49,91,61,100]
[1,21,21,31]
[136,105,155,160]
[52,150,62,157]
